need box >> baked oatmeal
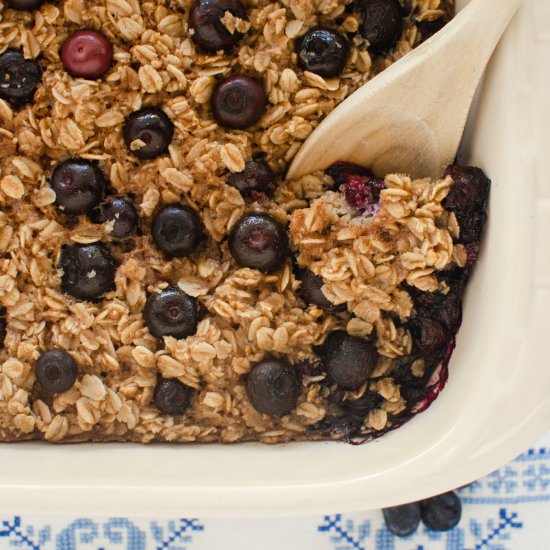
[0,0,491,445]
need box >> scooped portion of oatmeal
[288,163,489,440]
[0,0,472,444]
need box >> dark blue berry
[6,0,44,9]
[89,196,139,239]
[326,161,374,187]
[0,49,42,105]
[123,107,174,160]
[383,503,421,537]
[227,159,276,199]
[211,75,267,130]
[35,349,78,393]
[320,330,378,389]
[416,15,449,39]
[228,212,289,273]
[359,0,403,52]
[410,316,448,356]
[443,165,490,214]
[0,316,6,349]
[60,243,117,301]
[144,287,200,340]
[297,27,350,78]
[189,0,247,52]
[246,358,301,416]
[420,491,462,531]
[299,268,345,312]
[152,205,203,257]
[154,377,193,415]
[50,159,105,216]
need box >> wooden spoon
[287,0,522,180]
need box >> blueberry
[189,0,247,52]
[152,205,203,257]
[123,107,174,160]
[228,212,289,273]
[0,316,6,349]
[59,243,117,301]
[50,159,105,216]
[358,0,403,52]
[0,49,42,105]
[325,161,374,187]
[320,330,378,389]
[246,358,301,416]
[154,377,193,415]
[383,503,421,537]
[420,491,462,531]
[297,27,350,78]
[61,30,113,80]
[334,390,383,426]
[456,210,486,244]
[6,0,44,9]
[211,75,267,130]
[299,268,345,312]
[35,349,78,393]
[344,175,385,214]
[411,286,463,337]
[144,287,200,340]
[443,165,490,215]
[416,15,449,39]
[227,159,276,199]
[410,316,448,356]
[89,196,139,239]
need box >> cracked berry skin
[35,349,78,394]
[326,161,374,187]
[89,196,139,239]
[443,165,490,245]
[228,212,289,273]
[60,243,117,302]
[123,107,174,160]
[246,358,301,416]
[154,377,193,415]
[0,49,42,105]
[420,491,462,531]
[61,30,113,80]
[6,0,44,10]
[211,75,267,130]
[144,287,200,340]
[344,175,385,214]
[50,159,105,216]
[297,27,350,78]
[358,0,403,52]
[189,0,247,52]
[383,503,421,537]
[152,205,203,257]
[227,159,276,199]
[299,268,345,312]
[321,330,378,389]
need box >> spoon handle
[414,0,523,141]
[287,0,523,180]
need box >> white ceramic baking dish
[0,0,548,517]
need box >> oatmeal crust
[0,0,454,443]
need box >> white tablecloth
[1,433,549,550]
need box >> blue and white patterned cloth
[1,433,549,550]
